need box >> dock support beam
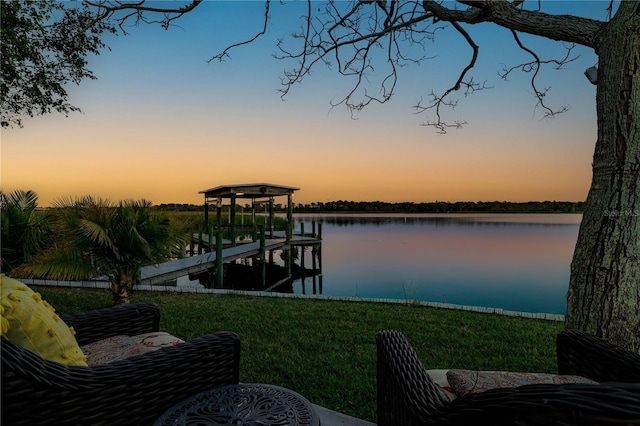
[259,225,266,287]
[230,193,237,247]
[216,196,222,236]
[204,201,209,230]
[268,197,274,238]
[285,220,292,277]
[287,193,294,237]
[252,199,257,241]
[215,230,223,289]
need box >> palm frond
[78,218,119,256]
[11,246,98,280]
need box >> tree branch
[428,0,604,48]
[208,1,271,63]
[500,30,576,119]
[414,20,491,133]
[272,1,435,111]
[83,0,203,32]
[208,0,607,134]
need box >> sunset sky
[1,1,610,207]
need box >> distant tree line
[153,203,203,212]
[154,201,584,214]
[294,200,584,213]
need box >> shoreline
[24,278,565,322]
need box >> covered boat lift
[199,183,299,243]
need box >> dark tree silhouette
[0,0,202,127]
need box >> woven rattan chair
[377,329,640,425]
[2,302,240,426]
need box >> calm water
[287,213,582,314]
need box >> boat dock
[141,232,322,288]
[152,182,322,290]
[142,239,285,285]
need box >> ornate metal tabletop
[153,383,320,425]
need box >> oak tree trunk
[566,2,640,353]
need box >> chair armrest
[556,329,640,383]
[443,382,640,425]
[2,331,240,426]
[61,302,160,345]
[377,330,447,426]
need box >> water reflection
[290,213,581,314]
[300,213,581,227]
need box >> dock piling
[259,225,266,287]
[215,230,223,289]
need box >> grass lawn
[35,286,564,422]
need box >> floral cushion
[81,335,155,365]
[131,331,184,349]
[81,332,185,366]
[446,369,598,397]
[427,369,457,402]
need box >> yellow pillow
[0,275,88,366]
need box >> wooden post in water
[204,201,209,231]
[215,229,223,289]
[312,246,317,273]
[287,193,294,236]
[300,222,305,237]
[268,197,274,238]
[208,223,214,252]
[230,193,237,247]
[285,220,291,277]
[312,221,316,237]
[252,200,257,241]
[312,244,321,294]
[216,196,222,248]
[198,229,203,255]
[259,225,266,287]
[285,219,291,244]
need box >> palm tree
[0,190,51,273]
[18,196,174,305]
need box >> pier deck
[141,234,320,286]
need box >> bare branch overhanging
[83,0,204,33]
[208,0,606,133]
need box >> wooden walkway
[141,234,320,286]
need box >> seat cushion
[82,332,185,366]
[446,369,598,397]
[427,369,458,401]
[0,275,88,366]
[131,331,185,349]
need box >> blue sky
[1,1,612,206]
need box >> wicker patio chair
[2,302,240,426]
[377,329,640,425]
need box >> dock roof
[199,183,299,199]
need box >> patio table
[153,383,320,425]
